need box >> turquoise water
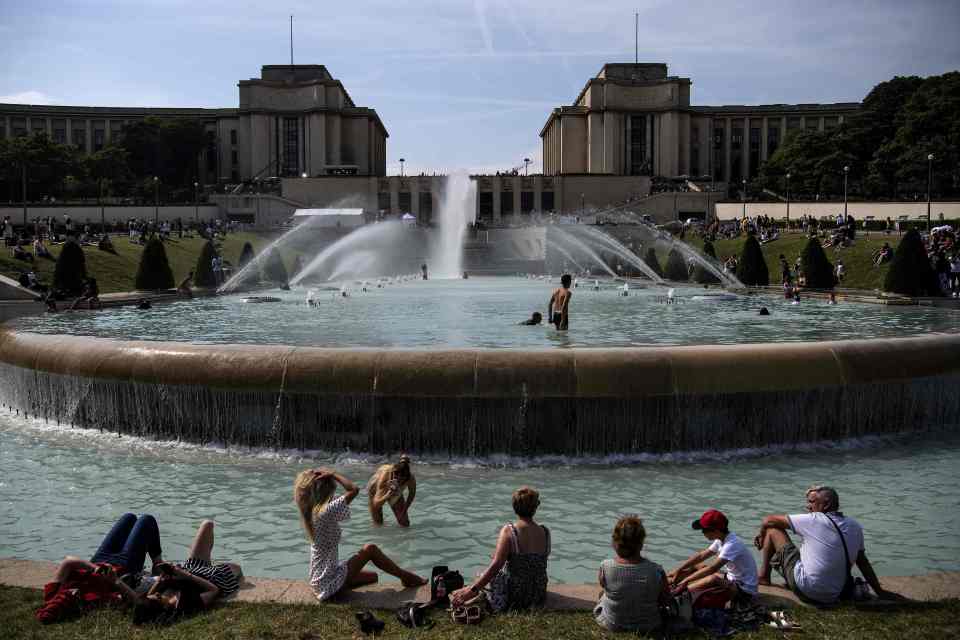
[2,411,958,585]
[17,278,959,347]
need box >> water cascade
[218,218,322,293]
[290,221,413,285]
[431,171,476,278]
[575,226,666,283]
[548,227,620,278]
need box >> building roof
[0,103,236,118]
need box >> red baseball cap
[692,509,728,531]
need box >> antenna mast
[634,12,638,63]
[290,15,294,68]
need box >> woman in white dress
[293,468,426,601]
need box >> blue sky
[1,0,958,174]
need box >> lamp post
[785,172,791,226]
[927,153,934,232]
[580,192,585,218]
[843,165,849,218]
[193,181,200,225]
[399,158,405,177]
[99,178,105,231]
[741,179,747,219]
[21,163,27,230]
[523,157,531,176]
[153,176,159,227]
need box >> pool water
[2,411,958,585]
[17,278,960,348]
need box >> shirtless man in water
[548,274,573,330]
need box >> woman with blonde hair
[293,468,426,602]
[366,454,417,527]
[449,486,550,612]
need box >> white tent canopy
[292,208,365,227]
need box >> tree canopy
[754,71,960,200]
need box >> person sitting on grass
[33,237,52,259]
[12,242,33,262]
[593,514,670,633]
[294,468,426,603]
[98,234,116,253]
[668,509,758,605]
[132,520,242,625]
[874,243,893,266]
[449,487,551,613]
[754,485,904,605]
[36,513,164,624]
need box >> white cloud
[0,91,55,105]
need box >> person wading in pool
[547,274,573,331]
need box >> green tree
[736,234,769,286]
[135,237,175,291]
[261,248,289,284]
[643,248,664,278]
[883,229,941,296]
[194,240,219,288]
[800,237,836,289]
[0,133,78,205]
[238,242,255,269]
[664,248,689,282]
[117,117,207,189]
[693,239,721,284]
[53,241,87,295]
[84,145,132,207]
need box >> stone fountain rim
[2,328,959,398]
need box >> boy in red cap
[667,509,758,602]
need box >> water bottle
[436,577,446,599]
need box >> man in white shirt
[668,509,758,602]
[754,485,903,604]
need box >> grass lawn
[2,586,958,640]
[0,232,288,295]
[684,231,902,291]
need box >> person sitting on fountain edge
[548,274,572,331]
[754,484,904,604]
[520,311,542,326]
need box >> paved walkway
[3,558,958,610]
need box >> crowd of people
[36,457,905,633]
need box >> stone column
[724,118,732,182]
[86,119,92,154]
[327,114,341,166]
[493,176,502,224]
[534,177,543,213]
[742,116,750,180]
[761,117,769,162]
[513,177,521,215]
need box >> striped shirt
[178,558,241,596]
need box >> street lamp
[153,176,159,227]
[99,178,106,232]
[741,179,747,219]
[193,181,200,225]
[399,158,405,177]
[927,153,934,232]
[785,172,791,226]
[843,165,849,218]
[523,157,531,176]
[580,192,585,218]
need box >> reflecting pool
[2,411,958,585]
[16,278,959,348]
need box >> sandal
[767,611,802,631]
[355,611,385,635]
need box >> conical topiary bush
[643,247,664,278]
[883,229,941,296]
[53,241,87,295]
[135,237,175,291]
[800,236,836,289]
[693,239,721,284]
[194,240,219,288]
[261,248,289,284]
[664,247,689,282]
[735,234,769,286]
[238,242,255,269]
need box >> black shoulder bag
[824,514,856,600]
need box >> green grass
[1,232,287,295]
[2,586,957,640]
[689,231,900,291]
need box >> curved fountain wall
[1,329,958,455]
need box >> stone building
[541,63,859,182]
[0,65,387,183]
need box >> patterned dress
[486,523,551,612]
[178,558,241,596]
[309,495,352,600]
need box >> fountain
[431,171,476,279]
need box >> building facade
[541,63,860,182]
[0,65,387,184]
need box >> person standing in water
[366,455,417,527]
[548,274,573,331]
